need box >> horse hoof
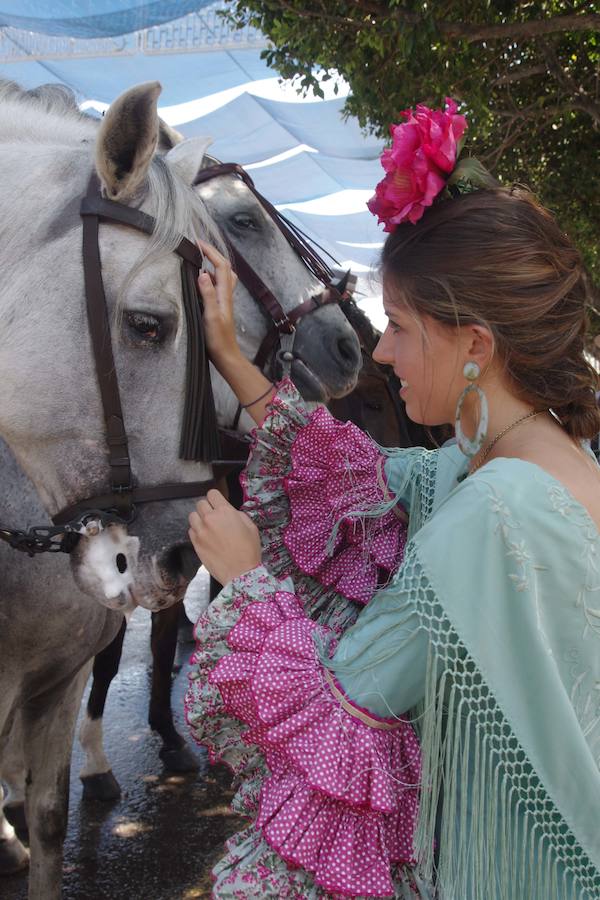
[80,770,121,801]
[0,836,29,876]
[159,745,199,773]
[3,804,27,841]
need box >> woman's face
[373,286,468,426]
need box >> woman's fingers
[197,271,217,307]
[187,485,262,580]
[198,239,228,269]
[206,488,228,509]
[198,241,237,290]
[188,510,202,531]
[189,493,228,540]
[198,497,215,516]
[197,259,234,313]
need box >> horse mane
[0,79,89,121]
[123,156,228,305]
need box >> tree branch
[543,41,600,125]
[573,99,600,125]
[448,12,600,42]
[343,2,600,44]
[493,64,549,85]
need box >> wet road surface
[3,571,245,900]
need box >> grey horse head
[187,150,361,409]
[0,80,361,613]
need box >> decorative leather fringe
[179,259,221,462]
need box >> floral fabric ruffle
[210,590,421,898]
[212,823,431,899]
[185,566,279,811]
[284,405,407,603]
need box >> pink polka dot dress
[185,379,425,899]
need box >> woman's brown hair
[381,187,600,440]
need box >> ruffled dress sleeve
[209,582,422,898]
[240,377,426,605]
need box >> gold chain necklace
[469,410,544,476]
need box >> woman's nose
[372,329,393,366]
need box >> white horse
[0,80,361,899]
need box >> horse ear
[164,137,213,186]
[157,118,184,153]
[95,81,162,201]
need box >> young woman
[185,102,600,900]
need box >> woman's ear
[463,324,495,372]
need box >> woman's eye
[125,311,163,344]
[231,213,258,231]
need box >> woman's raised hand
[197,240,274,424]
[197,240,242,372]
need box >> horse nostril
[337,335,360,366]
[116,553,128,574]
[161,542,200,581]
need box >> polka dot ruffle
[284,406,407,604]
[210,590,421,897]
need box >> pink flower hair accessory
[367,97,473,231]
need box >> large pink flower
[367,98,467,231]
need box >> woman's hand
[188,489,262,586]
[196,239,275,424]
[197,240,243,372]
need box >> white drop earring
[454,361,488,458]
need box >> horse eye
[364,400,383,412]
[125,311,163,344]
[231,213,258,231]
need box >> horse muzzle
[69,525,189,612]
[70,524,140,611]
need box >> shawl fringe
[412,569,599,900]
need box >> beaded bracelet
[240,384,275,410]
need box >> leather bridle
[1,163,349,556]
[193,163,348,428]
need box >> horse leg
[1,710,28,840]
[21,665,90,900]
[78,617,126,801]
[149,602,198,772]
[0,784,29,877]
[177,600,195,644]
